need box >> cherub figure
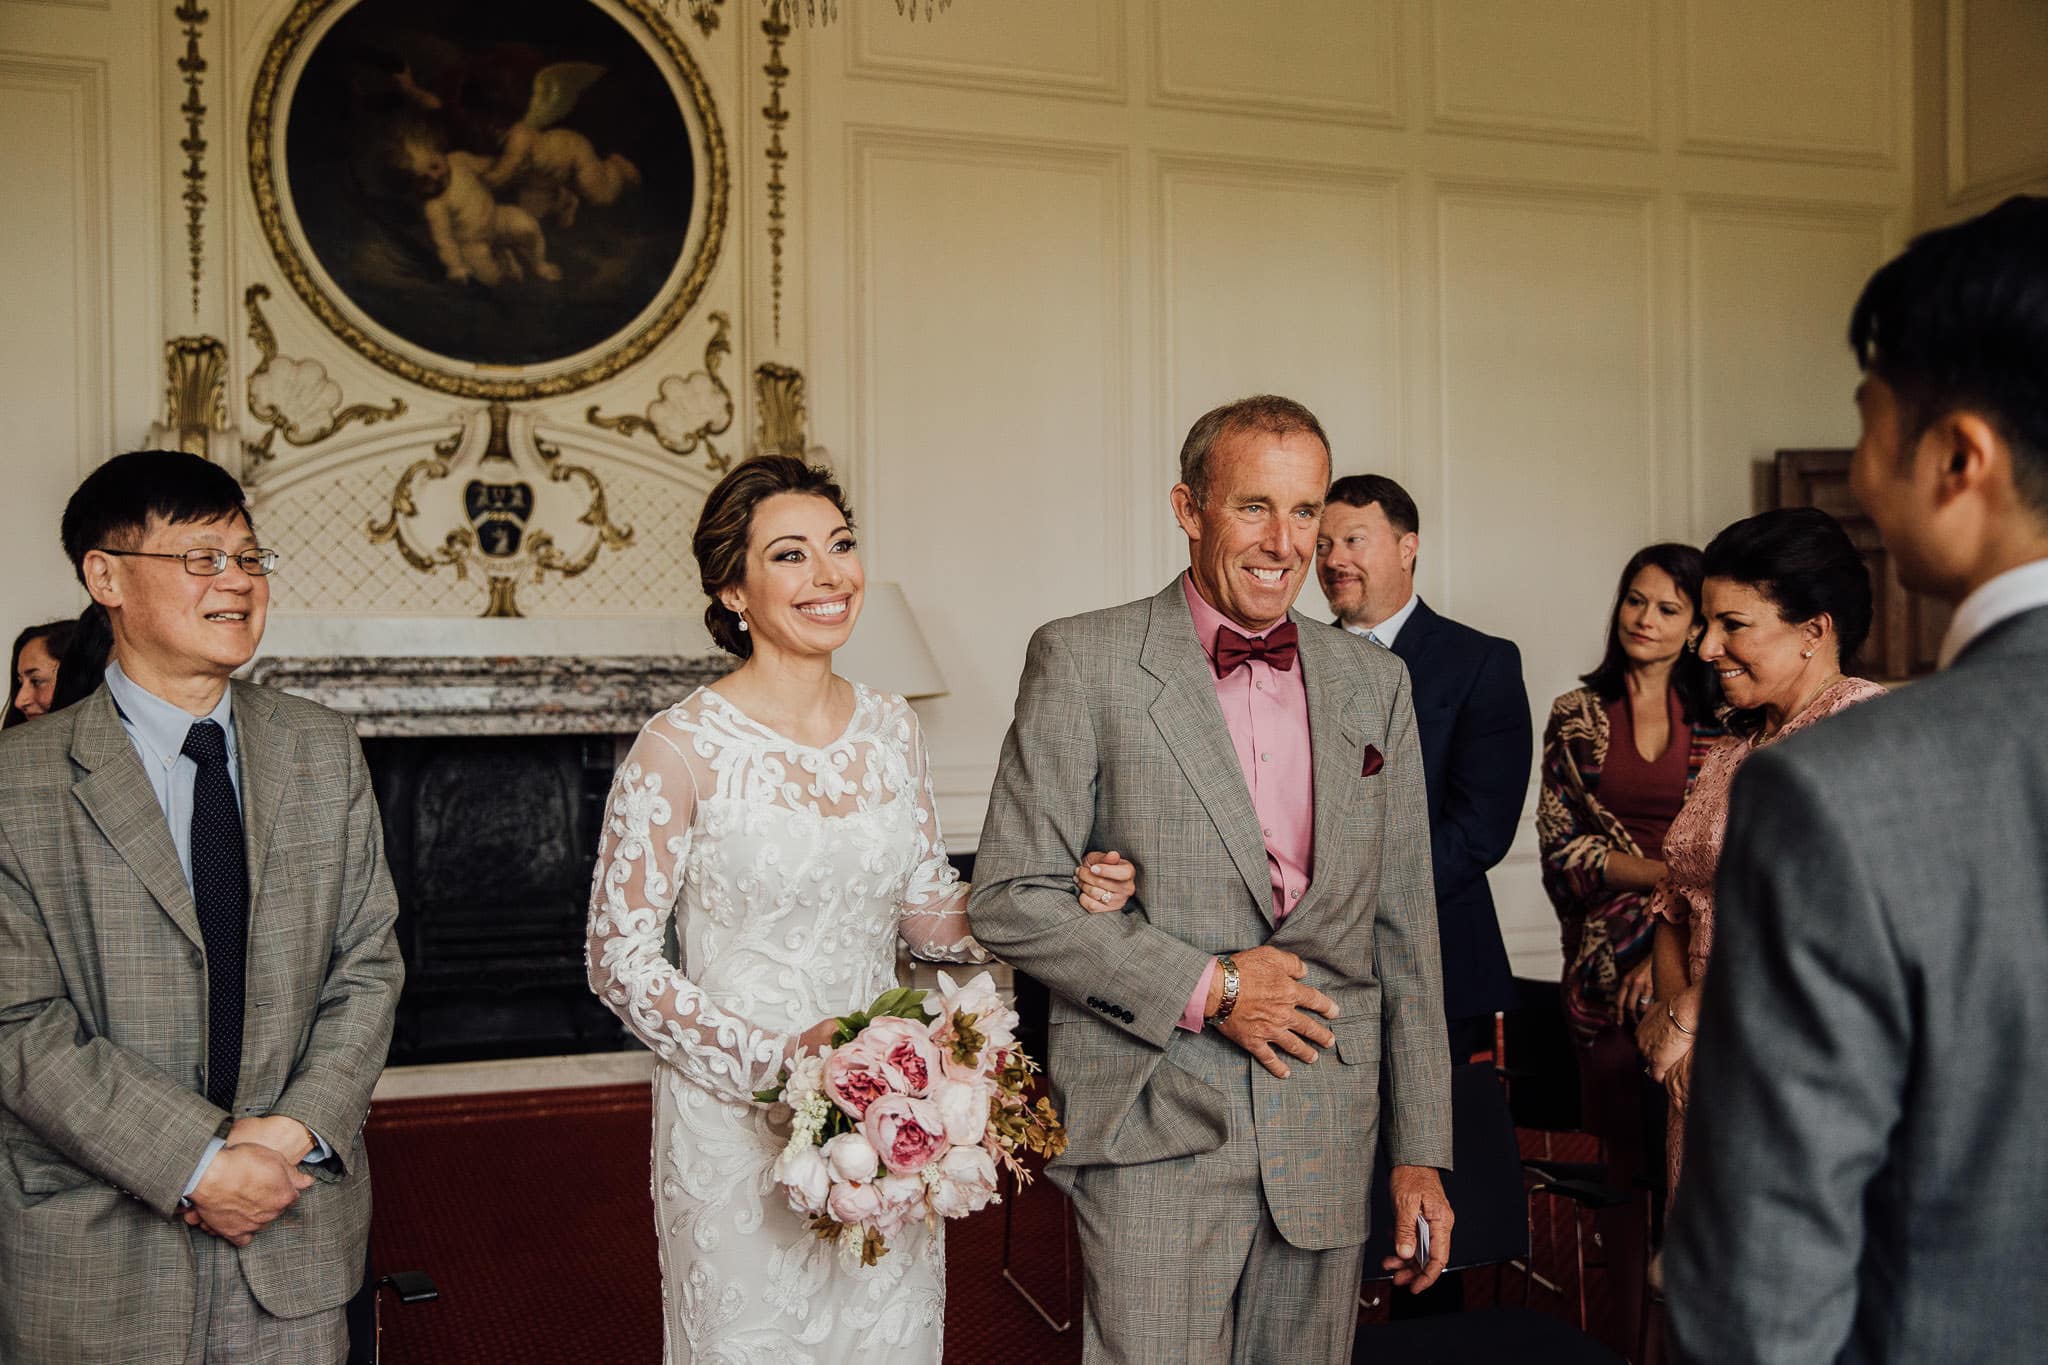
[479,61,641,229]
[391,126,560,287]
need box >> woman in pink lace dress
[1635,508,1886,1196]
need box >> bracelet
[1208,953,1241,1024]
[1666,1001,1696,1038]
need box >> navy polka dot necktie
[182,720,247,1112]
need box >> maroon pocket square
[1360,744,1384,777]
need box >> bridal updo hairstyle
[1702,506,1873,731]
[694,454,856,659]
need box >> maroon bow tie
[1212,621,1299,677]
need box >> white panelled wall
[803,0,1921,978]
[5,1,2047,979]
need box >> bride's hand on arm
[1075,851,1136,913]
[797,1016,842,1053]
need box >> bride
[585,455,1130,1363]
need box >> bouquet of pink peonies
[758,970,1067,1268]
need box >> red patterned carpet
[366,1085,1627,1363]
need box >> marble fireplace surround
[245,616,731,740]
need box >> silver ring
[1638,994,1651,1007]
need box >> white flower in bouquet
[926,1145,1000,1218]
[785,1047,828,1101]
[826,1178,883,1228]
[870,1173,930,1237]
[772,1144,831,1217]
[820,1131,881,1184]
[933,970,1019,1055]
[931,1076,990,1146]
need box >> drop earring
[738,616,749,632]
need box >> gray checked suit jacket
[0,681,403,1363]
[968,579,1453,1251]
[1668,604,2048,1364]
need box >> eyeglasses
[96,547,281,577]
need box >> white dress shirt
[1937,556,2048,670]
[1343,591,1421,650]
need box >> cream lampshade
[834,582,948,700]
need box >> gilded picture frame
[248,0,727,400]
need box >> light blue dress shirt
[1344,591,1421,649]
[102,662,333,1197]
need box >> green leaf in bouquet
[753,1084,783,1104]
[866,986,930,1021]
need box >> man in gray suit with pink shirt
[971,396,1454,1363]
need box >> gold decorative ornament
[668,1,952,26]
[762,12,792,342]
[247,0,729,401]
[585,311,735,472]
[161,338,229,455]
[368,402,634,618]
[752,362,808,458]
[684,0,725,34]
[242,283,406,468]
[175,1,210,317]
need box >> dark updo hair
[1703,506,1873,682]
[7,619,78,728]
[692,455,855,659]
[1579,542,1715,722]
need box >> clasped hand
[182,1116,316,1246]
[1213,946,1339,1079]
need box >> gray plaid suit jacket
[968,579,1452,1251]
[0,682,403,1363]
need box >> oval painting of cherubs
[251,0,725,398]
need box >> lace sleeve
[894,703,991,965]
[585,713,796,1104]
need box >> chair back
[1361,1062,1530,1275]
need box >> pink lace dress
[1650,677,1886,1191]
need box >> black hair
[6,619,78,728]
[1703,508,1873,733]
[1579,542,1715,722]
[50,603,112,712]
[1325,473,1419,536]
[1848,194,2048,518]
[59,450,254,586]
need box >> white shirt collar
[1937,556,2048,670]
[1344,592,1420,649]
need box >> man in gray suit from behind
[1669,196,2048,1362]
[970,397,1454,1363]
[0,452,403,1363]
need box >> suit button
[191,950,204,970]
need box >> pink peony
[823,1039,895,1120]
[861,1095,949,1176]
[863,1017,943,1097]
[927,1145,1000,1219]
[870,1172,930,1238]
[826,1177,883,1227]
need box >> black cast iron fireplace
[364,734,633,1066]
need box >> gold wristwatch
[1207,952,1241,1024]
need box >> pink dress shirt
[1176,573,1317,1030]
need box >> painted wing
[523,61,606,131]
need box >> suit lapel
[1290,616,1363,924]
[1389,598,1440,675]
[68,688,204,950]
[1139,582,1276,924]
[231,680,294,913]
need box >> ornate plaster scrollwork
[242,283,406,468]
[752,363,808,458]
[584,311,735,472]
[683,0,725,35]
[761,13,792,342]
[368,402,635,618]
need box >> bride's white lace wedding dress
[586,682,989,1364]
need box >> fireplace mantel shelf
[246,654,734,738]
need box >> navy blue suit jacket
[1384,599,1532,1022]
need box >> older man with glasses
[0,450,402,1364]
